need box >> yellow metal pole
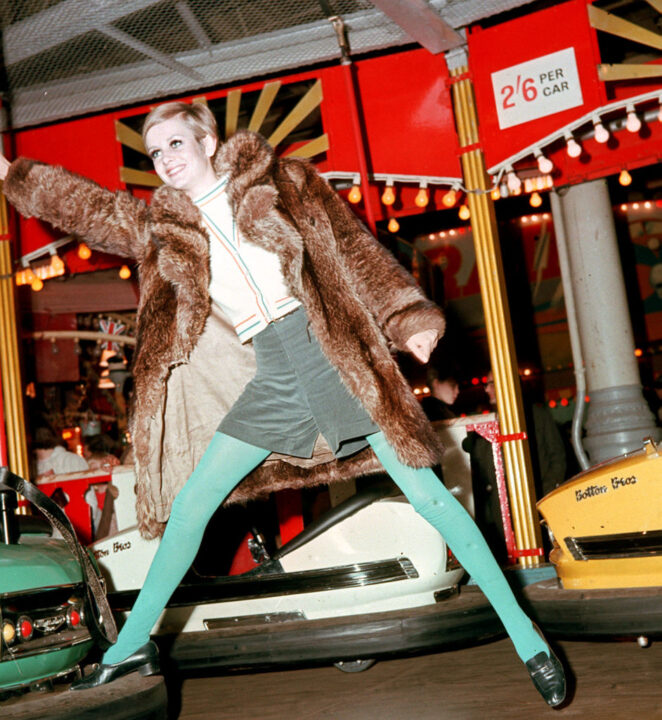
[0,191,30,485]
[449,62,542,567]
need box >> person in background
[466,370,568,560]
[33,426,89,479]
[84,435,122,471]
[421,367,459,421]
[484,371,567,498]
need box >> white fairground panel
[89,415,495,633]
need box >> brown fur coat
[5,131,445,538]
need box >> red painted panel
[32,312,79,383]
[12,114,121,257]
[322,49,460,178]
[469,0,605,169]
[9,49,462,257]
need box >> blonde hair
[142,101,218,147]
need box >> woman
[0,102,565,706]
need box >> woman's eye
[170,139,182,149]
[150,149,161,160]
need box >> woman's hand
[0,154,10,182]
[405,329,438,363]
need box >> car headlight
[2,619,16,646]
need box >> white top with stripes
[193,177,301,342]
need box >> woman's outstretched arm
[0,153,150,262]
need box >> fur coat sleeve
[3,158,150,263]
[278,160,445,351]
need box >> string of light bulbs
[487,87,662,179]
[326,92,662,210]
[15,235,133,292]
[323,169,507,206]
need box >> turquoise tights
[104,430,547,666]
[366,431,547,664]
[103,432,271,664]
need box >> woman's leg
[366,431,547,664]
[102,431,271,665]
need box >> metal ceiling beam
[99,25,203,82]
[368,0,464,53]
[1,0,538,129]
[4,0,163,65]
[175,1,212,54]
[7,9,407,129]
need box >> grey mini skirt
[218,306,379,458]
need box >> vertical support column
[329,16,378,236]
[0,191,30,482]
[448,52,542,567]
[0,357,7,466]
[557,179,659,462]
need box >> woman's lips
[166,164,185,179]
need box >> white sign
[491,47,583,130]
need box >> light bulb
[381,183,395,206]
[563,131,581,158]
[506,170,521,193]
[458,204,470,220]
[31,277,44,292]
[348,184,361,204]
[414,185,429,208]
[23,267,36,284]
[567,139,581,158]
[625,104,641,133]
[490,186,500,201]
[387,217,399,233]
[50,254,65,273]
[442,187,458,208]
[592,117,609,144]
[619,169,632,186]
[524,178,534,194]
[78,243,92,260]
[119,265,132,279]
[535,151,553,174]
[529,192,542,208]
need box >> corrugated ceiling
[0,0,538,129]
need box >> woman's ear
[202,133,218,158]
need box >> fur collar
[214,130,276,210]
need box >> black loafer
[70,640,160,691]
[526,649,566,707]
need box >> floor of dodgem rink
[169,637,662,719]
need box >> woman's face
[145,115,217,199]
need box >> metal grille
[0,0,537,130]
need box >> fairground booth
[1,0,662,574]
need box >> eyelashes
[149,138,183,160]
